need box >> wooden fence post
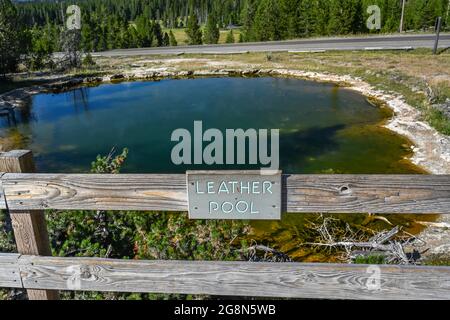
[0,150,59,300]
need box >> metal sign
[187,171,282,220]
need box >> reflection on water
[0,77,430,261]
[1,87,90,127]
[0,108,17,127]
[69,87,90,112]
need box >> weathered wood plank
[0,253,22,288]
[16,255,450,299]
[1,173,188,211]
[284,174,450,213]
[0,150,36,173]
[1,173,450,214]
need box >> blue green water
[1,76,428,261]
[1,77,422,174]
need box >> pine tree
[127,25,139,48]
[162,32,170,46]
[380,0,402,32]
[225,29,234,43]
[185,13,203,45]
[152,22,164,46]
[281,0,300,38]
[297,0,316,37]
[28,27,54,70]
[203,14,220,44]
[241,0,259,41]
[169,30,178,46]
[351,0,365,34]
[313,0,329,35]
[107,18,120,49]
[82,52,96,67]
[0,0,27,75]
[421,0,443,29]
[253,0,284,41]
[328,0,360,35]
[135,15,153,47]
[97,24,108,51]
[117,24,130,48]
[81,24,93,52]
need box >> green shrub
[353,254,385,264]
[82,53,96,67]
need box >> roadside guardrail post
[433,17,442,54]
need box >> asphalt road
[92,34,450,57]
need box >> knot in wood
[339,184,352,195]
[79,266,92,280]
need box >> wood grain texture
[0,151,59,300]
[283,174,450,213]
[10,210,52,256]
[1,173,187,211]
[1,173,450,214]
[0,253,22,288]
[0,150,36,173]
[14,255,450,300]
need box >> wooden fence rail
[1,150,450,300]
[1,253,450,300]
[2,173,450,213]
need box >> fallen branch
[300,217,424,264]
[369,226,399,244]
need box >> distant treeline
[15,0,449,49]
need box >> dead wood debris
[241,242,292,262]
[300,216,426,264]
